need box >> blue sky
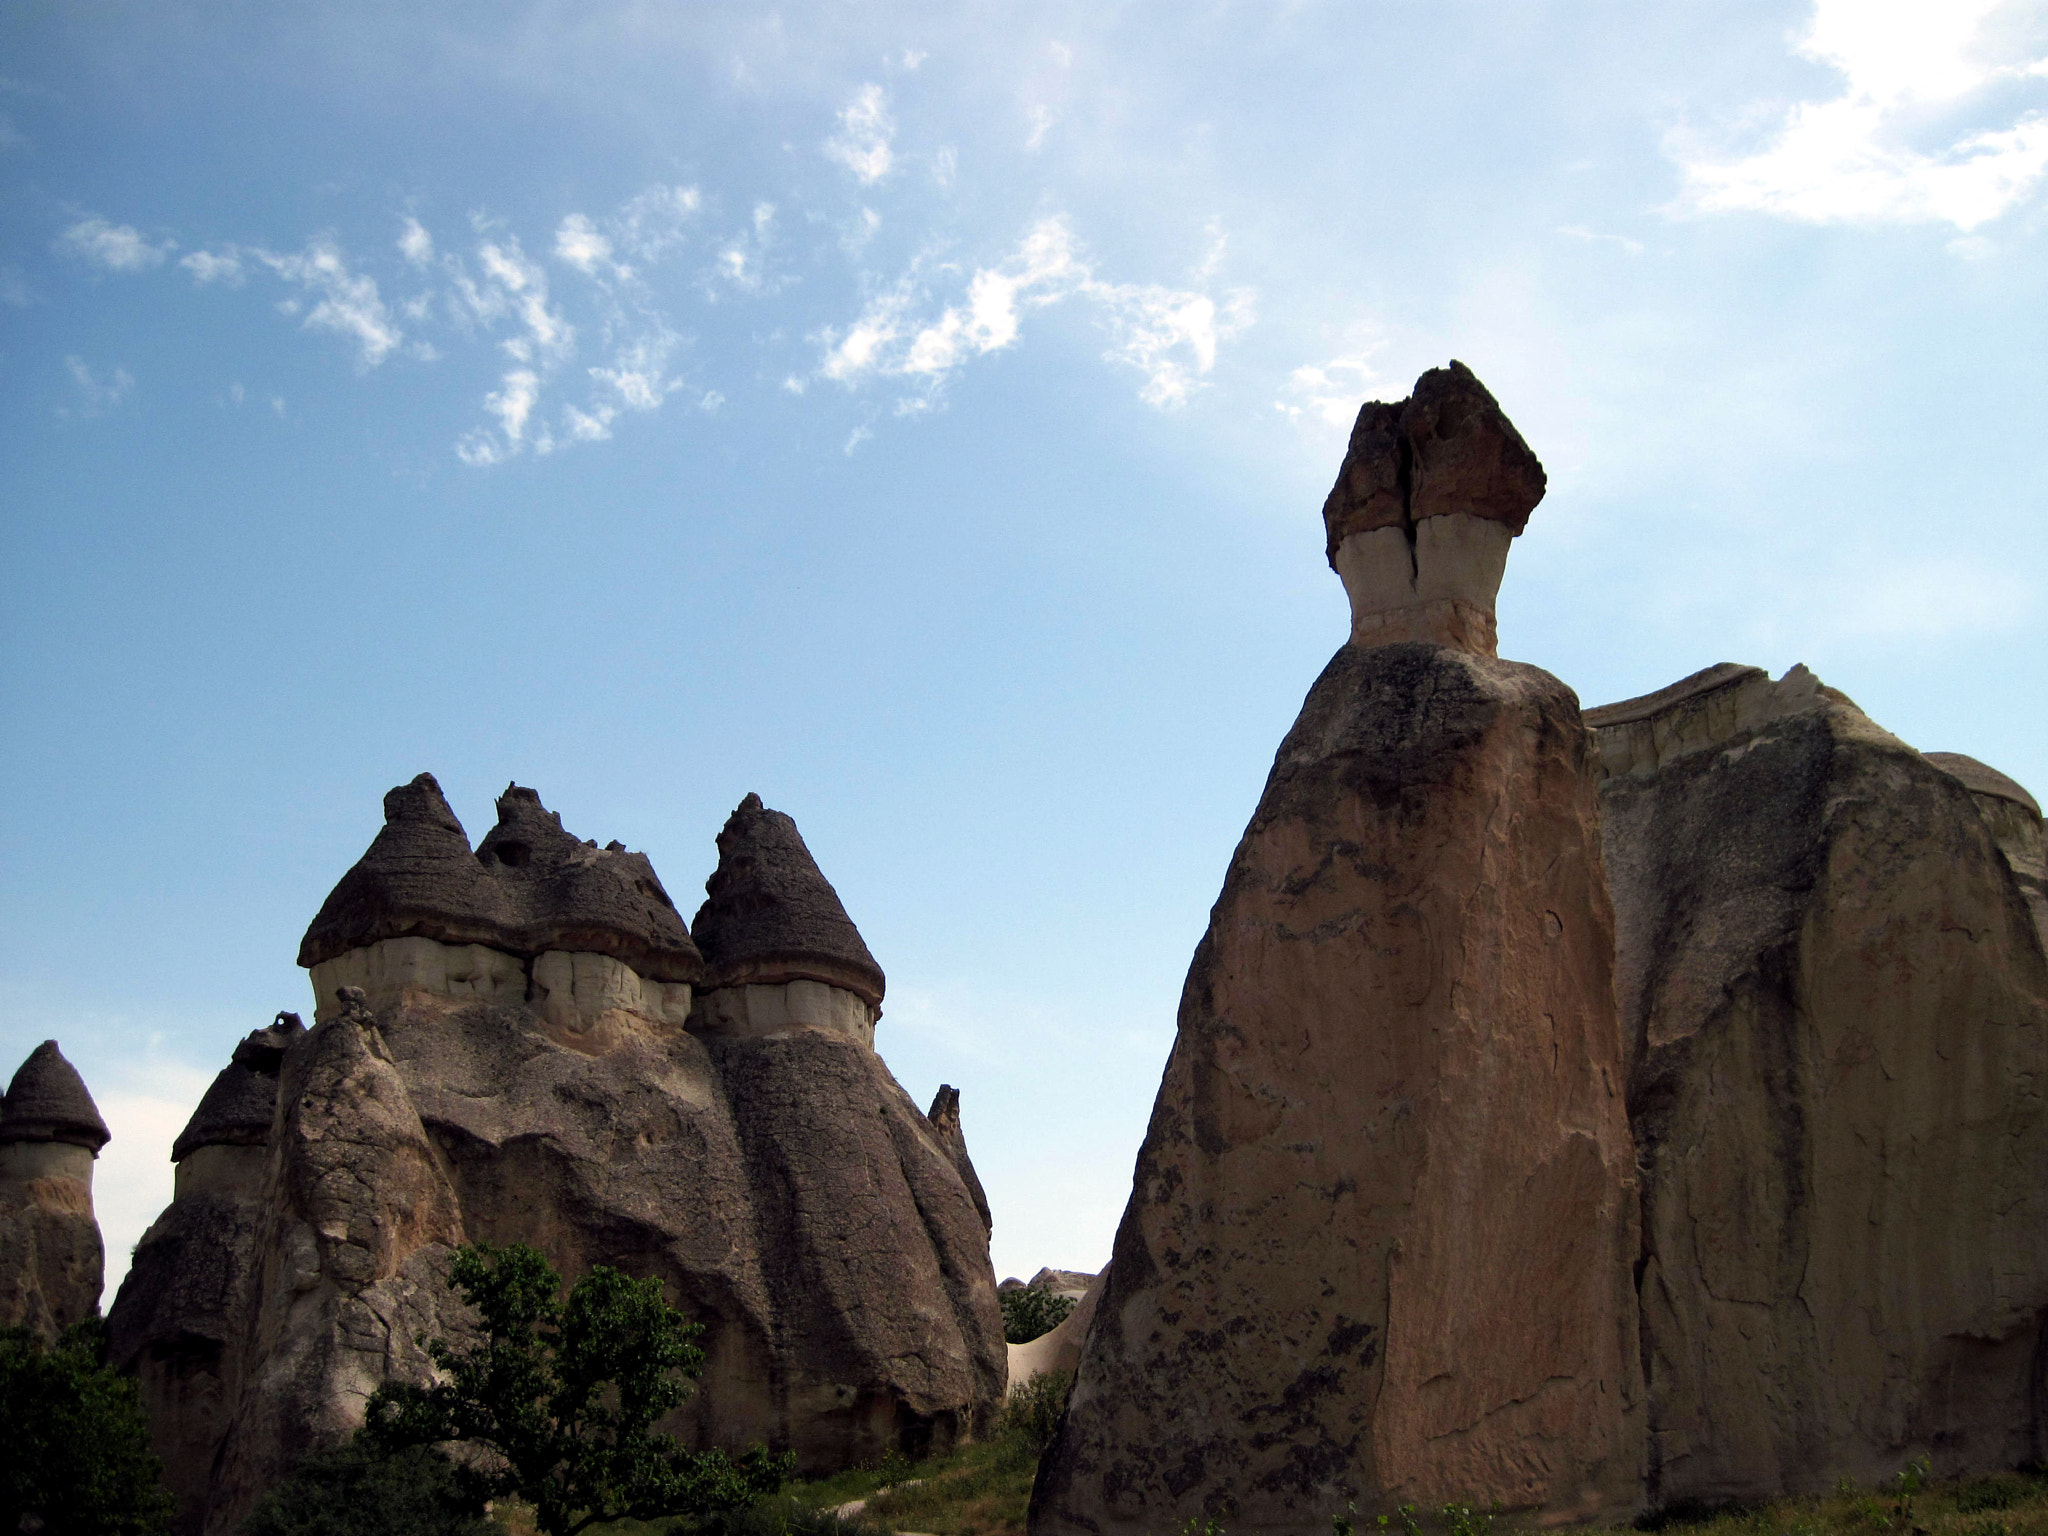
[5,0,2047,1299]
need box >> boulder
[1034,368,1642,1535]
[0,1040,109,1338]
[1590,664,2048,1504]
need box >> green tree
[364,1242,791,1536]
[0,1316,174,1536]
[999,1286,1074,1344]
[235,1442,495,1536]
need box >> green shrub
[1958,1478,2027,1513]
[999,1288,1075,1345]
[235,1442,494,1536]
[999,1370,1072,1450]
[0,1317,174,1536]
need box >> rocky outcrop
[108,1013,301,1535]
[691,794,1006,1467]
[128,783,1002,1533]
[1009,1267,1106,1388]
[1590,664,2048,1505]
[1321,360,1546,655]
[0,1040,109,1339]
[1925,751,2048,943]
[1034,367,1643,1536]
[928,1085,993,1235]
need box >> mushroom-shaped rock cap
[300,776,703,985]
[691,793,886,1005]
[1322,360,1546,562]
[171,1062,279,1162]
[299,773,509,968]
[1925,752,2044,818]
[474,785,704,984]
[1,1041,110,1151]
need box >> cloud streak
[1670,0,2048,231]
[58,217,172,272]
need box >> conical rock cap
[1,1040,110,1151]
[298,773,508,967]
[692,794,885,1005]
[171,1013,303,1162]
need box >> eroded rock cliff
[1589,663,2048,1504]
[1032,366,1643,1536]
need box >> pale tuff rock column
[109,1012,302,1536]
[1322,360,1546,656]
[0,1040,110,1338]
[1590,667,2048,1504]
[1031,365,1643,1536]
[690,794,1007,1471]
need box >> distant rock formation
[1033,366,1644,1535]
[0,1040,109,1338]
[116,780,1002,1534]
[1008,1267,1106,1388]
[1589,663,2048,1503]
[107,1012,301,1536]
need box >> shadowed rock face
[928,1084,993,1236]
[1320,362,1547,655]
[128,785,1000,1535]
[0,1040,108,1339]
[1591,665,2048,1504]
[1032,643,1644,1536]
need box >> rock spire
[1321,361,1545,655]
[692,793,886,1006]
[1,1039,110,1151]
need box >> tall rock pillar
[1031,364,1643,1536]
[0,1039,110,1338]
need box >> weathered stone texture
[1321,363,1548,657]
[124,786,1001,1534]
[0,1040,108,1338]
[1032,642,1643,1536]
[1592,664,2048,1505]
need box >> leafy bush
[235,1442,495,1536]
[999,1370,1071,1450]
[0,1316,174,1536]
[365,1242,792,1536]
[999,1288,1075,1345]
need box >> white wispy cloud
[180,248,245,285]
[398,216,435,268]
[1277,350,1386,430]
[475,238,574,366]
[709,203,780,295]
[817,216,1254,410]
[825,83,895,185]
[1670,0,2048,231]
[253,240,402,367]
[58,217,173,272]
[555,213,615,277]
[64,355,134,414]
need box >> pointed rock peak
[383,772,464,833]
[692,796,886,1005]
[1,1040,110,1152]
[1323,360,1546,563]
[299,771,505,969]
[230,1011,305,1076]
[928,1084,993,1236]
[929,1083,963,1134]
[476,783,582,871]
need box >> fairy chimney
[0,1040,111,1336]
[1321,360,1546,655]
[689,792,887,1043]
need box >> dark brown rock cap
[1,1040,110,1152]
[692,793,886,1006]
[1322,359,1546,562]
[1925,753,2043,819]
[475,785,703,983]
[172,1013,304,1162]
[299,775,704,985]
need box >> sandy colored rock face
[1008,1267,1107,1388]
[1593,667,2048,1505]
[689,977,876,1046]
[1032,643,1643,1536]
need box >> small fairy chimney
[0,1040,112,1334]
[689,793,887,1044]
[1321,360,1546,655]
[167,1011,303,1200]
